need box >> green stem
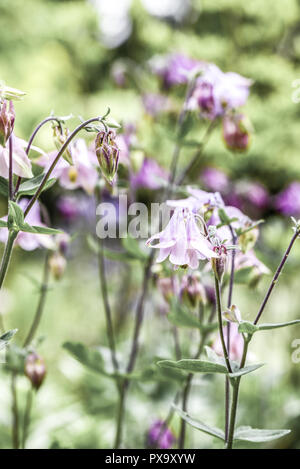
[0,230,17,292]
[214,275,232,374]
[21,388,33,449]
[11,372,19,449]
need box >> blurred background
[1,0,300,449]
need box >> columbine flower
[38,139,98,194]
[275,182,300,216]
[25,353,46,391]
[0,100,15,147]
[211,244,228,282]
[201,167,229,193]
[187,64,251,119]
[147,420,175,449]
[150,53,200,87]
[146,207,217,269]
[180,273,206,307]
[0,199,54,251]
[115,123,136,167]
[142,93,170,117]
[95,130,120,184]
[0,134,33,179]
[222,113,251,152]
[131,158,168,190]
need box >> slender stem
[225,227,236,441]
[114,381,126,448]
[254,230,299,325]
[226,340,249,449]
[8,136,13,200]
[14,116,62,198]
[176,119,217,186]
[21,388,33,449]
[23,252,50,348]
[24,116,104,217]
[0,230,17,291]
[214,276,232,374]
[11,372,19,449]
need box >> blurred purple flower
[142,93,170,117]
[148,420,175,449]
[150,53,200,87]
[0,199,54,251]
[201,167,229,193]
[275,182,300,216]
[115,124,137,167]
[223,114,250,152]
[131,158,168,190]
[57,195,81,221]
[38,139,98,194]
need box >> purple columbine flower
[147,420,175,449]
[187,64,251,119]
[201,167,229,193]
[275,182,300,216]
[131,158,168,190]
[150,53,201,87]
[0,133,34,179]
[0,199,54,251]
[38,139,98,194]
[146,207,217,269]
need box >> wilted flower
[275,182,300,216]
[25,353,46,391]
[131,158,168,190]
[147,420,175,449]
[146,207,217,269]
[49,252,67,280]
[201,167,229,193]
[222,113,250,152]
[0,199,54,251]
[0,134,33,179]
[0,100,15,147]
[95,130,120,184]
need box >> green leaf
[0,177,8,197]
[238,321,259,335]
[18,175,56,196]
[258,320,300,331]
[229,363,264,378]
[8,201,24,228]
[0,329,18,343]
[168,302,218,332]
[0,220,7,228]
[157,359,228,375]
[173,406,225,441]
[234,267,255,285]
[86,235,141,263]
[22,224,62,235]
[121,236,148,261]
[234,426,291,443]
[63,342,110,377]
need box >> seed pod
[211,245,228,283]
[0,100,15,147]
[25,353,46,391]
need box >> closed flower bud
[25,353,46,391]
[95,130,120,184]
[53,126,73,165]
[211,245,228,283]
[0,100,15,146]
[222,113,251,152]
[49,252,66,280]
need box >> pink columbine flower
[150,53,201,87]
[0,134,33,179]
[0,199,54,251]
[201,167,229,193]
[146,207,217,269]
[37,139,98,194]
[275,182,300,216]
[147,420,175,449]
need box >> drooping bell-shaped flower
[25,353,46,391]
[0,100,15,147]
[0,134,33,179]
[147,420,175,449]
[222,113,250,152]
[95,130,120,184]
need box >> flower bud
[157,277,174,303]
[53,126,73,165]
[0,100,15,146]
[222,113,250,152]
[180,274,206,308]
[49,252,66,280]
[25,353,46,391]
[211,245,228,283]
[55,233,70,256]
[95,130,120,184]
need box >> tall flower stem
[11,372,19,449]
[214,276,232,374]
[8,136,13,200]
[226,228,299,449]
[0,230,17,291]
[21,388,33,449]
